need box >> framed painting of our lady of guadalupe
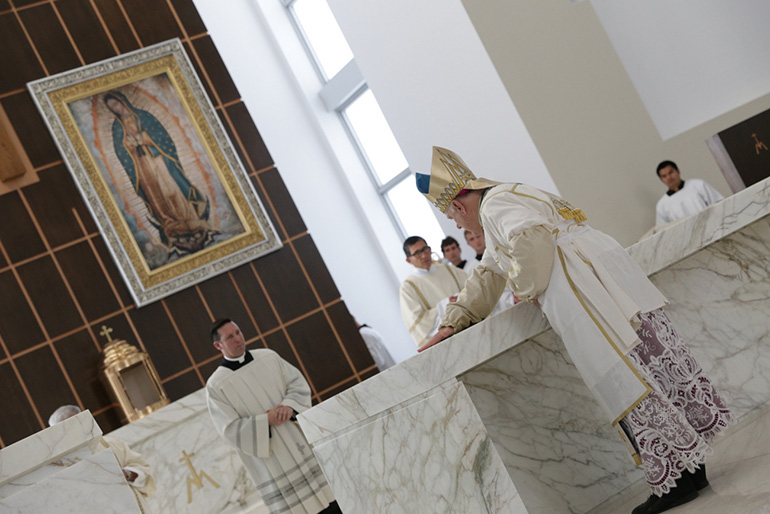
[28,39,281,306]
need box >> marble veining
[627,177,770,274]
[0,410,101,491]
[0,447,139,513]
[109,389,208,447]
[0,445,95,500]
[299,303,550,445]
[312,382,528,514]
[649,218,770,419]
[460,331,642,514]
[108,389,264,514]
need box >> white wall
[193,0,416,362]
[591,0,770,140]
[325,0,557,243]
[460,0,745,246]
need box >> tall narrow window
[289,0,353,79]
[284,0,444,245]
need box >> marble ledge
[108,388,207,446]
[0,449,138,514]
[0,445,96,501]
[0,410,101,485]
[628,176,770,275]
[298,303,550,445]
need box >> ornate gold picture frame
[28,39,281,306]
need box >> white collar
[412,263,438,277]
[223,353,247,363]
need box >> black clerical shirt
[666,180,685,196]
[218,351,254,371]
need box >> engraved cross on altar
[179,450,220,503]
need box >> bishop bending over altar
[416,147,733,514]
[206,319,342,514]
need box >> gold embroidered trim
[404,279,431,310]
[433,150,476,212]
[556,247,651,426]
[557,207,588,223]
[494,246,513,262]
[446,264,464,291]
[408,310,427,335]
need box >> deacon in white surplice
[206,319,341,514]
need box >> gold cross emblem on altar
[752,133,768,155]
[179,450,220,503]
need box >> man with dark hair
[440,236,473,271]
[206,319,341,514]
[655,160,723,225]
[400,236,468,347]
[402,235,424,258]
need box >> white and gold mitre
[416,147,500,212]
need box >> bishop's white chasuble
[443,184,668,424]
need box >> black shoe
[631,473,699,514]
[632,495,657,514]
[684,464,709,490]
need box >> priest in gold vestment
[399,235,468,347]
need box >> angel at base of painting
[105,90,217,256]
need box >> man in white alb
[206,319,341,514]
[399,236,468,347]
[655,160,724,225]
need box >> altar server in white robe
[655,160,724,225]
[417,147,732,514]
[206,319,341,514]
[400,236,468,347]
[356,321,396,371]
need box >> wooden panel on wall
[0,191,46,262]
[0,103,32,182]
[0,0,376,448]
[0,92,60,168]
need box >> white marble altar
[0,410,141,513]
[107,388,268,514]
[298,178,770,513]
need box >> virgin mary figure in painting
[104,90,217,256]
